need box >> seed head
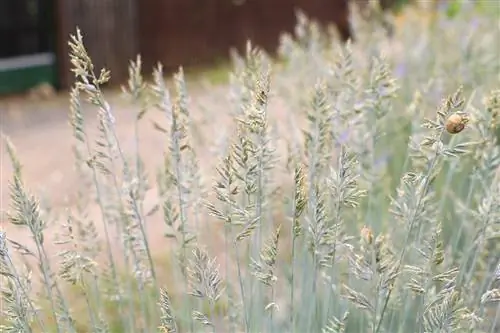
[360,225,373,244]
[445,113,469,134]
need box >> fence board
[56,0,350,89]
[56,0,138,88]
[137,0,351,74]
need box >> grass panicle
[1,4,499,333]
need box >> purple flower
[395,63,407,79]
[337,129,350,145]
[470,17,479,31]
[374,153,390,171]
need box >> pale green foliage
[1,2,500,333]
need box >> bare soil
[0,79,296,273]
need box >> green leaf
[446,0,463,19]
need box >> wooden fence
[55,0,138,88]
[56,0,351,89]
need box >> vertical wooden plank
[54,0,71,89]
[55,0,138,89]
[57,0,351,90]
[137,0,352,75]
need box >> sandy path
[0,79,295,272]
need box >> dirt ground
[0,78,296,274]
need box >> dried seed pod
[445,113,469,134]
[360,225,373,245]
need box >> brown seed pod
[360,225,373,245]
[445,113,469,134]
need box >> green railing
[0,0,57,95]
[0,53,57,95]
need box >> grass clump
[1,3,500,333]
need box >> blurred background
[0,0,421,97]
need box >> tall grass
[1,2,500,332]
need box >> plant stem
[375,132,443,332]
[234,241,250,332]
